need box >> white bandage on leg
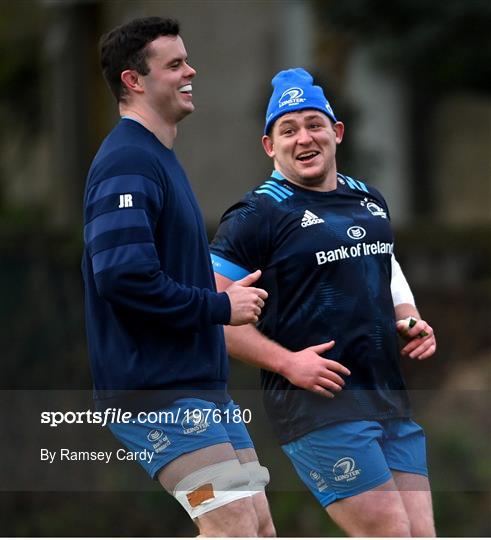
[391,254,415,307]
[173,459,252,519]
[241,460,270,493]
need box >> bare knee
[197,498,259,537]
[383,519,412,537]
[410,520,436,537]
[362,504,411,537]
[258,518,276,537]
[393,473,435,537]
[250,491,276,537]
[326,478,418,537]
[361,509,411,537]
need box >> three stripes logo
[301,210,324,228]
[254,180,294,203]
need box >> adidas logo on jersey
[301,210,324,228]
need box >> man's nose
[297,128,313,144]
[185,63,197,79]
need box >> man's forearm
[224,324,291,377]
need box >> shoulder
[88,127,165,189]
[338,173,387,204]
[252,178,296,205]
[219,176,296,225]
[97,122,161,164]
[337,172,391,220]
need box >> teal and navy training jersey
[210,171,410,444]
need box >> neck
[119,103,177,149]
[276,166,338,192]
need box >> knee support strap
[173,459,252,519]
[241,460,270,493]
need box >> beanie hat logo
[264,68,337,134]
[279,87,306,109]
[326,102,335,117]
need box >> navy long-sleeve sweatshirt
[82,118,231,411]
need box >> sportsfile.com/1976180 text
[40,407,252,428]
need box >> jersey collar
[271,170,286,181]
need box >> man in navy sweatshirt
[82,17,275,537]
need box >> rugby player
[82,17,275,537]
[211,68,437,537]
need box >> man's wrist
[394,302,420,322]
[271,349,294,378]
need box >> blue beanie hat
[264,68,337,135]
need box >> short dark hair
[100,16,180,102]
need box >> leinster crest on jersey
[360,197,387,219]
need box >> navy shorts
[282,418,428,508]
[109,398,254,480]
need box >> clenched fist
[225,270,268,326]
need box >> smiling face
[262,110,344,191]
[139,35,196,123]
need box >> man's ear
[121,69,145,95]
[262,135,275,158]
[333,121,345,144]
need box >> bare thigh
[326,477,412,537]
[392,470,436,537]
[195,495,258,537]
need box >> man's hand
[396,317,436,360]
[281,341,351,398]
[225,270,268,326]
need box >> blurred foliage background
[0,0,490,537]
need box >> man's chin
[177,104,195,121]
[296,169,326,186]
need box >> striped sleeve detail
[84,174,163,275]
[264,180,294,196]
[87,227,153,258]
[86,175,163,208]
[338,173,369,193]
[254,188,283,202]
[85,192,160,225]
[254,179,294,202]
[85,175,163,223]
[84,208,151,244]
[92,243,158,275]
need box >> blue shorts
[282,418,428,508]
[109,398,254,480]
